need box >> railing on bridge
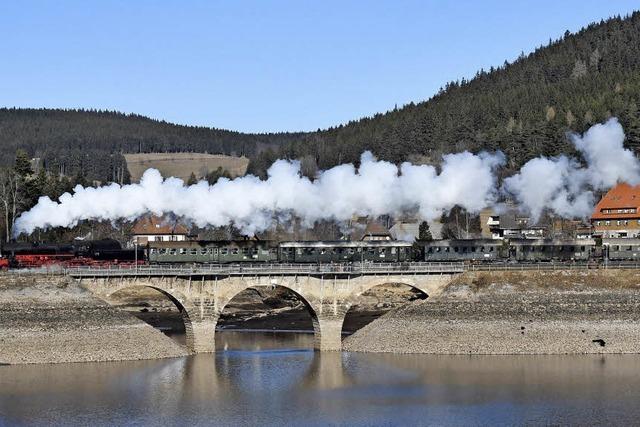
[64,262,466,277]
[30,260,640,278]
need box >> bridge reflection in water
[4,334,640,426]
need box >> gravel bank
[343,271,640,354]
[0,275,189,364]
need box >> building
[360,221,392,241]
[482,206,544,239]
[130,215,189,246]
[591,183,640,238]
[389,221,420,241]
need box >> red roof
[132,215,189,235]
[592,183,640,220]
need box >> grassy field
[124,152,249,182]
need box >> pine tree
[14,149,32,178]
[418,221,433,241]
[187,172,198,185]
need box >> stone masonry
[82,273,455,352]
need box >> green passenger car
[148,240,278,264]
[278,241,413,263]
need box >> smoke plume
[503,118,640,221]
[13,118,640,236]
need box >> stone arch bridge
[69,264,462,353]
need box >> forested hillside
[2,12,640,182]
[0,109,301,182]
[254,12,640,175]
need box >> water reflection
[2,332,640,426]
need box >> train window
[200,248,207,255]
[159,248,167,255]
[190,249,198,255]
[232,248,239,255]
[489,247,494,252]
[179,248,187,255]
[368,248,375,254]
[320,249,326,255]
[454,247,458,253]
[628,246,633,251]
[480,246,485,252]
[242,248,250,255]
[580,246,585,252]
[471,247,476,253]
[150,248,157,254]
[221,248,228,255]
[212,248,217,255]
[391,247,396,254]
[348,248,355,254]
[428,248,433,253]
[378,248,385,254]
[613,245,619,251]
[169,249,177,255]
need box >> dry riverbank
[343,270,640,354]
[0,275,189,364]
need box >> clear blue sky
[1,1,638,133]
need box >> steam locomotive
[2,239,144,269]
[2,236,640,269]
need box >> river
[2,331,640,426]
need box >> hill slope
[269,12,640,174]
[2,13,640,181]
[0,109,301,182]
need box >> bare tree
[0,168,21,241]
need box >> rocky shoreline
[343,271,640,354]
[5,270,640,364]
[0,275,189,365]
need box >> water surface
[1,331,640,426]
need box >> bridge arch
[101,284,199,353]
[341,279,429,338]
[211,281,324,351]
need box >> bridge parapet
[66,262,465,278]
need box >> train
[1,238,144,269]
[2,237,640,269]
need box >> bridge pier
[314,315,346,351]
[188,319,217,353]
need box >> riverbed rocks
[0,274,189,364]
[343,271,640,354]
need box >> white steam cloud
[503,118,640,221]
[13,118,640,236]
